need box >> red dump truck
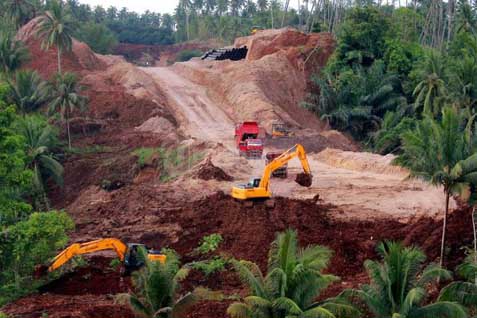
[235,121,263,159]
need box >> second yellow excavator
[231,144,312,200]
[36,238,166,276]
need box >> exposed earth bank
[3,193,472,318]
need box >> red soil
[3,193,472,318]
[194,158,234,181]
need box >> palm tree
[305,62,407,141]
[8,70,50,114]
[2,0,36,27]
[48,72,87,149]
[413,52,448,116]
[450,52,477,112]
[0,32,29,77]
[14,115,63,210]
[395,106,477,266]
[124,249,219,318]
[227,229,358,318]
[345,241,467,318]
[455,0,477,34]
[439,251,477,308]
[35,0,74,74]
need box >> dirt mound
[3,294,134,318]
[40,256,127,295]
[194,157,234,181]
[17,18,106,78]
[316,148,410,177]
[5,192,473,318]
[265,130,359,153]
[235,28,335,74]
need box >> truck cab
[235,122,264,159]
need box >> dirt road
[138,61,451,221]
[142,66,235,149]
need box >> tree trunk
[472,207,477,284]
[298,0,302,29]
[271,4,274,29]
[66,107,72,150]
[282,0,290,27]
[440,190,450,267]
[186,11,190,41]
[57,46,62,74]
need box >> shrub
[191,256,227,276]
[194,233,223,255]
[176,49,203,62]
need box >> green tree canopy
[227,229,358,318]
[345,241,466,318]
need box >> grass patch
[131,146,204,182]
[66,145,112,155]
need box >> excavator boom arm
[48,238,128,272]
[259,144,311,190]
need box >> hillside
[1,17,470,318]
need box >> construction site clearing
[1,21,467,318]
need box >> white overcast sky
[78,0,180,14]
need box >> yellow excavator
[36,238,166,276]
[231,144,312,200]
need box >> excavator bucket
[295,173,312,187]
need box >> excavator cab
[124,243,145,271]
[231,144,312,200]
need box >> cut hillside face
[16,17,106,77]
[158,28,337,134]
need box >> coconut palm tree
[35,0,74,74]
[48,72,87,149]
[439,251,477,308]
[124,248,220,318]
[8,70,50,114]
[14,115,63,210]
[395,106,477,266]
[455,0,477,34]
[345,241,467,318]
[413,52,448,116]
[2,0,36,28]
[0,32,29,77]
[227,229,358,318]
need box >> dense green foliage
[439,251,477,308]
[123,248,220,318]
[75,22,118,54]
[227,229,358,318]
[345,241,467,318]
[0,22,74,305]
[0,211,74,304]
[0,81,73,305]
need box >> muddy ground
[3,193,473,318]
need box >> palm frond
[439,281,477,306]
[409,301,467,318]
